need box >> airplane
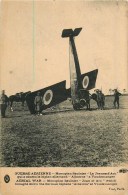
[26,28,98,114]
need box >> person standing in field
[96,90,100,109]
[97,90,105,110]
[100,90,105,110]
[113,89,122,109]
[34,92,43,115]
[0,90,9,118]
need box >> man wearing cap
[34,92,43,115]
[96,90,105,110]
[0,90,9,118]
[113,89,122,109]
[96,90,100,109]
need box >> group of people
[0,90,43,118]
[0,89,122,118]
[95,90,105,110]
[95,89,121,110]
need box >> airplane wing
[26,81,67,114]
[66,69,98,97]
[26,69,98,114]
[81,69,98,90]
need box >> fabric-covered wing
[66,69,98,97]
[26,81,67,114]
[81,69,98,90]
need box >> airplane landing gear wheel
[73,104,80,111]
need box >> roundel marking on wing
[43,89,53,105]
[82,76,89,89]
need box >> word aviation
[26,28,98,114]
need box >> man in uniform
[113,89,121,109]
[0,90,9,118]
[96,90,105,110]
[34,92,43,115]
[99,90,105,110]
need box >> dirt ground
[0,96,128,167]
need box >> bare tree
[123,89,126,94]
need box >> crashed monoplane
[26,28,98,114]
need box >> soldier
[96,90,100,109]
[99,90,105,110]
[96,90,105,110]
[34,92,43,115]
[0,90,9,118]
[113,89,121,109]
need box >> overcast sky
[0,1,128,95]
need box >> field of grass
[0,96,128,167]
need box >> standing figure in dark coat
[113,89,121,109]
[0,90,9,118]
[96,90,100,109]
[96,90,105,110]
[34,92,43,115]
[99,90,105,110]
